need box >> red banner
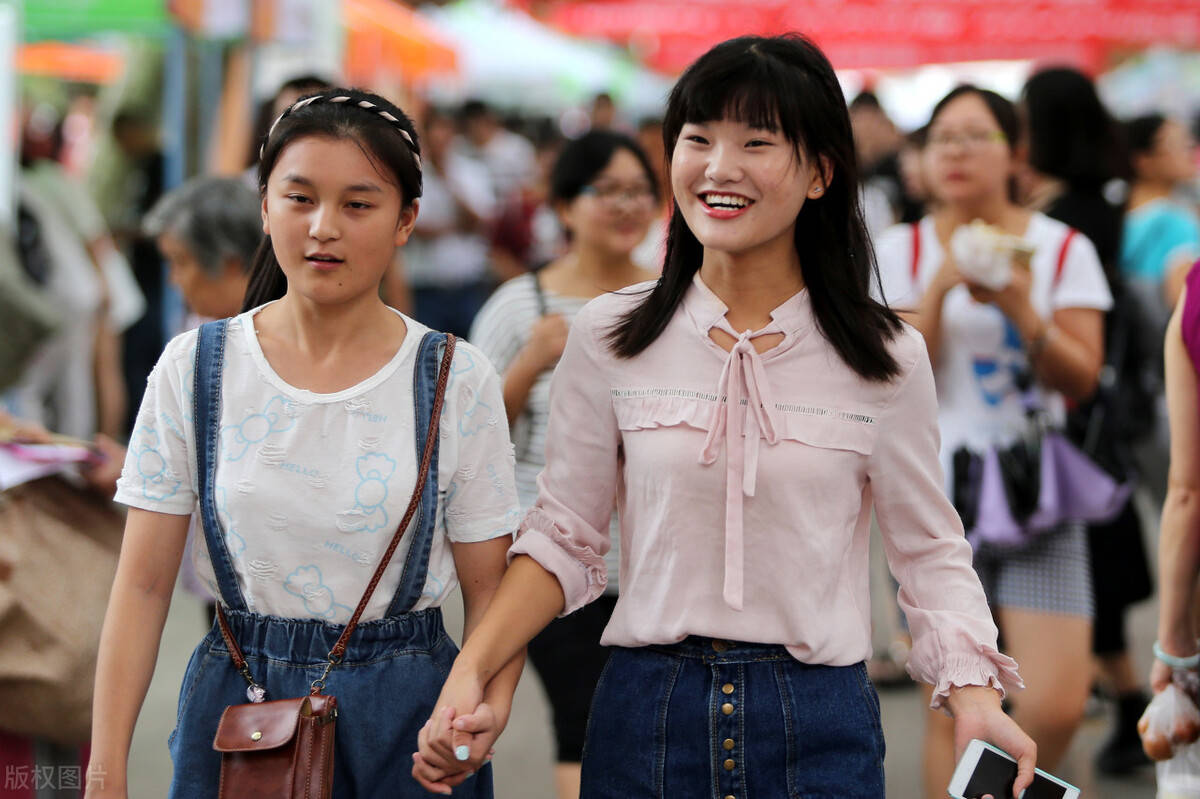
[525,0,1199,72]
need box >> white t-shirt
[468,274,621,593]
[114,307,521,622]
[406,154,496,289]
[875,213,1113,484]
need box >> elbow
[1060,359,1103,403]
[1165,481,1200,520]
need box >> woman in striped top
[468,130,659,799]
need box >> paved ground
[127,584,1160,798]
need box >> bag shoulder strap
[531,265,549,317]
[216,333,458,687]
[1054,228,1077,290]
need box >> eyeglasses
[579,183,657,207]
[926,130,1008,151]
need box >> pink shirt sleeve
[507,302,619,614]
[867,332,1024,710]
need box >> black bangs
[663,35,824,157]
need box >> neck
[698,238,804,328]
[568,245,642,294]
[1129,180,1172,210]
[936,194,1027,237]
[268,290,397,358]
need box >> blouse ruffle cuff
[507,507,607,616]
[924,643,1024,714]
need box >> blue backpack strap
[193,319,248,612]
[387,331,448,615]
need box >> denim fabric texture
[579,638,885,799]
[168,321,491,798]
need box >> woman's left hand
[948,685,1037,799]
[966,259,1034,325]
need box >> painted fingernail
[455,745,470,761]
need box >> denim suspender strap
[193,319,248,612]
[387,331,448,616]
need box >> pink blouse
[509,273,1022,707]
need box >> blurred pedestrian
[417,35,1035,799]
[142,175,263,625]
[876,85,1112,796]
[406,108,498,338]
[460,99,537,203]
[1122,114,1200,314]
[469,130,659,799]
[86,89,520,798]
[1023,66,1155,776]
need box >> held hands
[948,685,1037,799]
[413,667,505,795]
[964,260,1034,325]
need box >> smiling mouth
[700,192,754,210]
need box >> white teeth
[703,193,750,208]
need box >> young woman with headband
[86,89,521,798]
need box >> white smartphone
[947,739,1080,799]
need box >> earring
[812,187,823,195]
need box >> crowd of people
[2,30,1200,799]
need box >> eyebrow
[279,173,384,193]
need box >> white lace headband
[260,94,420,171]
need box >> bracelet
[1153,640,1200,669]
[1027,322,1052,361]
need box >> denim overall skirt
[579,638,885,799]
[167,321,491,798]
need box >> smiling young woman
[415,37,1037,799]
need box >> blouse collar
[682,271,814,341]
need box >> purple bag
[968,429,1133,549]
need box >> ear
[261,195,270,236]
[807,156,833,199]
[394,199,420,247]
[552,198,574,233]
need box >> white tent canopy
[418,0,673,119]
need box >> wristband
[1153,640,1200,669]
[1027,323,1051,361]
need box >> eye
[286,194,312,204]
[746,139,772,148]
[684,134,709,145]
[347,201,373,210]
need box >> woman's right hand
[413,664,490,793]
[521,314,570,372]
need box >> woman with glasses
[875,86,1112,796]
[468,130,658,799]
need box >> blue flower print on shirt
[450,348,475,376]
[341,453,396,533]
[214,486,246,557]
[458,384,494,438]
[972,320,1027,407]
[421,573,446,601]
[128,426,182,501]
[284,565,352,622]
[221,395,296,461]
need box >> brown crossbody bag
[209,334,455,798]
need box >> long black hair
[1022,68,1128,190]
[604,34,903,381]
[241,88,422,312]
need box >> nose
[308,202,340,241]
[704,141,743,184]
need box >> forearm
[502,352,545,426]
[906,285,951,365]
[1157,485,1200,652]
[88,574,175,786]
[1012,309,1100,400]
[454,555,564,685]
